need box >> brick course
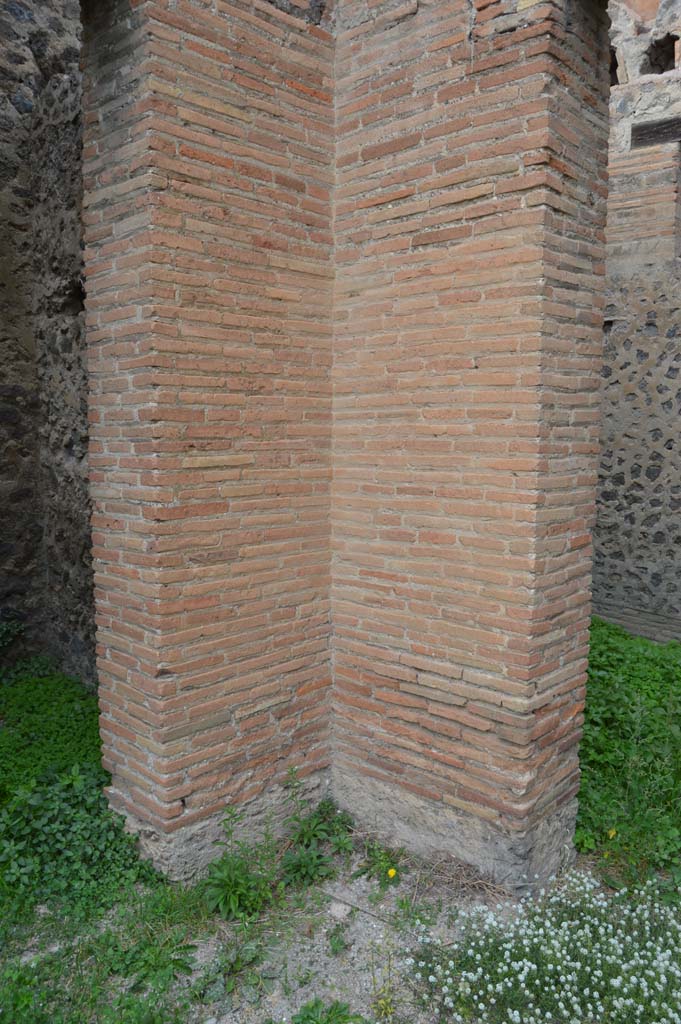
[82,0,608,883]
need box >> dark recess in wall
[610,47,619,85]
[640,33,678,75]
[266,0,327,25]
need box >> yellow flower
[387,867,396,879]
[608,828,617,840]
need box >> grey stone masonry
[592,0,681,642]
[0,0,94,679]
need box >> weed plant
[0,882,204,1024]
[203,806,281,919]
[370,943,400,1023]
[353,838,403,891]
[328,922,349,955]
[203,773,355,920]
[191,931,267,1004]
[0,937,189,1024]
[0,617,22,655]
[266,998,369,1024]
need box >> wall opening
[610,47,619,86]
[640,34,678,75]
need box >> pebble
[329,899,352,920]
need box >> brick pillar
[82,0,334,876]
[83,0,608,885]
[331,0,609,887]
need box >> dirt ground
[189,850,509,1024]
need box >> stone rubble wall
[0,0,94,680]
[592,0,681,640]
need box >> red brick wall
[331,0,609,881]
[83,0,334,873]
[82,0,608,882]
[83,0,165,831]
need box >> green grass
[0,657,361,1022]
[0,659,155,909]
[0,659,102,803]
[0,887,202,1024]
[576,617,681,881]
[0,659,201,1021]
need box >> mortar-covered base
[332,767,576,892]
[108,770,331,881]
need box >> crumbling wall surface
[0,0,95,678]
[267,0,329,24]
[332,0,609,886]
[609,0,679,104]
[0,0,39,637]
[32,43,95,679]
[593,0,681,640]
[82,0,334,876]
